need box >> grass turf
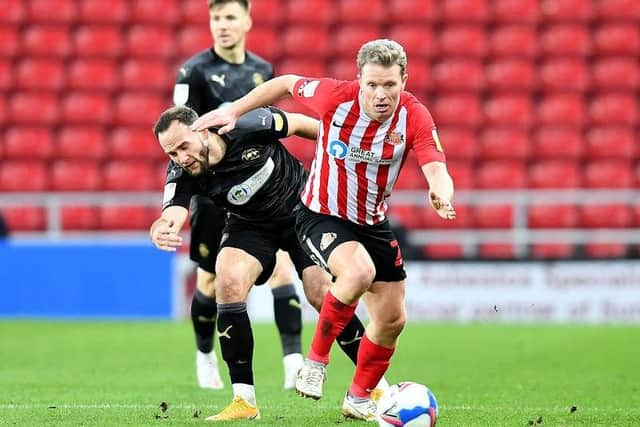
[0,321,639,426]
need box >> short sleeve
[291,77,340,117]
[227,106,289,141]
[409,102,446,166]
[162,161,197,210]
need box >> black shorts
[189,196,227,273]
[220,213,316,285]
[295,205,406,282]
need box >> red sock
[349,334,395,398]
[308,290,357,365]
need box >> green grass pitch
[1,321,639,426]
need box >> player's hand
[150,218,183,252]
[429,192,456,220]
[191,108,238,135]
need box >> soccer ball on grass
[376,381,438,427]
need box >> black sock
[336,314,366,365]
[217,302,254,385]
[191,289,217,353]
[272,284,302,355]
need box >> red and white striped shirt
[292,78,446,226]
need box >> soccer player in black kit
[150,105,382,420]
[172,0,304,391]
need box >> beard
[185,142,210,176]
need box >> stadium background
[1,0,639,322]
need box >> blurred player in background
[173,0,303,390]
[192,39,456,421]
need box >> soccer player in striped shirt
[192,39,456,421]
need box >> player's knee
[341,263,376,293]
[196,270,216,298]
[213,274,247,303]
[385,313,406,338]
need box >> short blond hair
[356,39,407,75]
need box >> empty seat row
[4,0,640,25]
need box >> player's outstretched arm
[192,74,303,134]
[285,112,319,140]
[149,206,188,251]
[422,161,456,220]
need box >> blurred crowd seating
[1,0,639,259]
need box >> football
[376,381,438,427]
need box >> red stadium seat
[1,0,25,24]
[589,94,638,126]
[585,127,635,160]
[126,25,175,58]
[103,160,156,191]
[333,26,383,58]
[528,160,581,188]
[1,207,46,231]
[489,26,537,57]
[593,24,640,55]
[403,58,431,93]
[181,0,209,25]
[531,244,575,259]
[8,93,58,125]
[5,127,54,159]
[98,206,151,230]
[441,0,489,23]
[27,0,77,23]
[113,93,165,126]
[337,0,385,24]
[0,60,11,91]
[277,59,327,78]
[21,25,72,57]
[389,0,439,23]
[73,26,123,58]
[56,126,106,159]
[541,0,592,22]
[16,59,65,91]
[250,0,282,26]
[246,26,280,61]
[0,27,19,57]
[281,136,315,170]
[438,26,487,57]
[595,0,640,20]
[431,59,483,91]
[0,161,48,191]
[447,161,474,189]
[484,95,534,127]
[67,59,119,91]
[0,96,5,127]
[478,243,515,259]
[492,0,540,24]
[476,161,527,189]
[583,161,633,188]
[130,0,179,24]
[389,205,424,229]
[393,161,425,190]
[584,244,627,258]
[532,127,583,159]
[581,204,632,228]
[285,0,334,25]
[78,0,128,23]
[436,128,477,161]
[537,94,585,126]
[60,92,111,125]
[109,127,164,160]
[485,59,536,92]
[282,27,331,58]
[473,204,514,228]
[432,95,482,127]
[539,25,590,56]
[478,128,530,160]
[120,59,171,91]
[539,59,589,92]
[328,58,358,82]
[592,58,639,91]
[388,26,436,58]
[177,26,211,59]
[51,160,102,191]
[528,204,579,228]
[61,206,99,230]
[422,244,464,259]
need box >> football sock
[272,284,302,356]
[191,289,217,353]
[217,302,254,386]
[336,314,366,365]
[349,334,395,398]
[308,290,357,365]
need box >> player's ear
[197,128,209,142]
[244,14,252,32]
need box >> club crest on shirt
[320,232,337,251]
[384,131,405,146]
[242,148,261,161]
[253,73,265,86]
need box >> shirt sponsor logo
[327,140,348,159]
[173,83,189,105]
[347,146,393,165]
[226,157,275,205]
[297,80,319,97]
